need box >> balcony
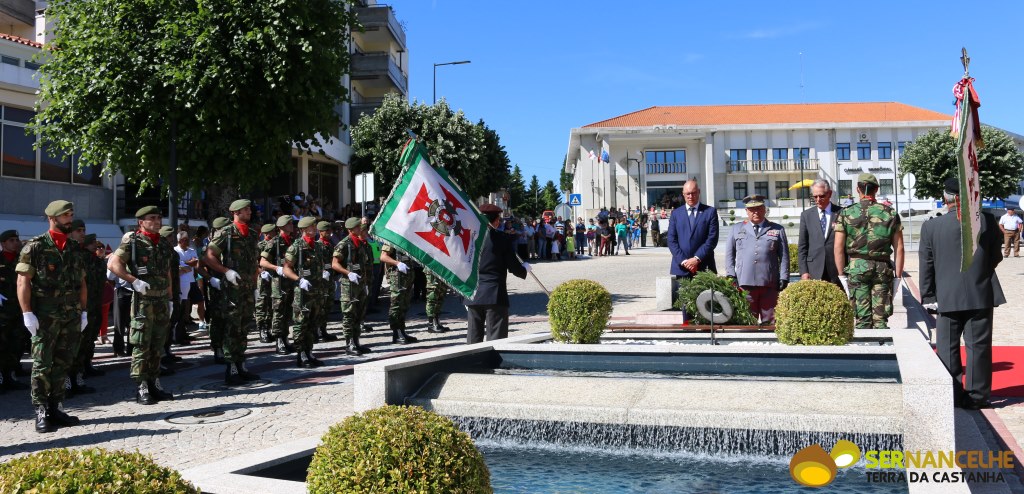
[351,99,383,128]
[728,159,819,173]
[351,51,407,97]
[353,4,406,51]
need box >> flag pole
[516,253,550,296]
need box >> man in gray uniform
[724,195,790,324]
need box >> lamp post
[433,60,471,104]
[626,151,642,216]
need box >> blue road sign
[568,194,582,206]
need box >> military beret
[743,195,766,208]
[275,215,292,228]
[318,220,331,231]
[260,223,276,234]
[44,200,74,217]
[344,217,360,229]
[479,203,502,214]
[135,205,161,218]
[229,199,252,212]
[159,226,174,237]
[83,233,97,245]
[297,216,317,229]
[212,217,231,229]
[0,229,18,242]
[857,173,879,186]
[943,177,960,195]
[70,219,86,230]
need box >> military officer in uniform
[0,229,29,392]
[332,217,373,356]
[204,200,261,385]
[202,217,230,363]
[724,195,790,324]
[255,223,277,343]
[316,221,338,343]
[259,215,297,355]
[17,200,87,432]
[67,233,106,396]
[380,242,418,345]
[61,219,92,396]
[834,173,905,329]
[282,217,327,367]
[424,271,450,333]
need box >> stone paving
[0,240,1022,487]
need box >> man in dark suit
[465,204,529,343]
[798,179,843,286]
[667,180,719,278]
[919,177,1005,410]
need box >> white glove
[224,269,240,285]
[522,262,532,272]
[348,272,361,284]
[132,278,150,295]
[80,312,88,332]
[260,271,271,281]
[106,269,118,282]
[23,312,39,337]
[838,276,851,298]
[322,270,331,280]
[276,266,284,277]
[396,262,409,274]
[0,293,5,307]
[299,278,312,291]
[923,302,938,311]
[892,277,902,302]
[209,277,222,290]
[168,302,174,315]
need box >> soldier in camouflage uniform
[380,243,418,345]
[202,217,231,363]
[834,173,905,329]
[260,215,297,355]
[67,234,106,396]
[332,218,373,356]
[108,206,177,405]
[282,217,327,367]
[59,219,92,397]
[255,223,277,343]
[0,229,30,392]
[424,271,450,333]
[316,221,339,343]
[16,200,87,432]
[204,200,261,385]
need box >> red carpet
[958,346,1024,397]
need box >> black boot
[63,376,73,398]
[353,335,372,354]
[148,379,174,401]
[35,405,54,433]
[392,322,418,344]
[136,381,156,405]
[362,323,374,333]
[212,346,225,364]
[296,352,309,368]
[236,361,260,382]
[258,324,271,343]
[318,326,338,342]
[275,336,294,355]
[344,338,362,356]
[224,363,244,386]
[70,373,96,395]
[304,350,323,368]
[434,318,451,333]
[48,400,80,426]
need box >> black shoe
[964,398,993,410]
[212,347,225,364]
[304,351,324,368]
[319,330,338,342]
[258,325,271,343]
[392,323,418,344]
[35,405,54,433]
[236,362,260,382]
[352,336,372,354]
[362,324,374,333]
[148,379,174,401]
[275,337,294,355]
[345,338,363,356]
[224,364,244,386]
[296,353,310,368]
[70,374,96,395]
[426,318,444,333]
[136,381,156,405]
[48,401,80,426]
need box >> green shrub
[775,280,854,345]
[0,448,198,493]
[308,405,491,494]
[675,271,757,325]
[787,221,795,227]
[548,279,613,343]
[782,214,790,220]
[788,243,799,273]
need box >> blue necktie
[688,207,696,230]
[820,210,827,234]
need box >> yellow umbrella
[789,179,815,190]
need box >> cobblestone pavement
[1,242,1021,477]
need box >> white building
[564,102,953,219]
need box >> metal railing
[728,159,819,173]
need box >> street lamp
[433,60,471,104]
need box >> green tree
[559,155,574,194]
[898,127,1024,200]
[523,175,541,217]
[32,0,358,199]
[541,180,562,212]
[468,120,511,199]
[507,164,527,214]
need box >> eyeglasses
[811,194,828,199]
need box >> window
[775,181,790,200]
[733,182,748,200]
[1,55,18,66]
[2,124,36,179]
[772,148,788,160]
[751,149,767,170]
[836,143,850,161]
[24,61,40,71]
[838,180,853,197]
[74,156,102,186]
[793,148,809,169]
[878,142,892,160]
[857,143,871,160]
[880,179,894,197]
[754,181,768,198]
[729,149,746,172]
[40,141,71,183]
[646,150,686,174]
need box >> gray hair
[811,179,831,191]
[943,191,957,205]
[176,231,189,241]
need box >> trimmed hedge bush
[675,271,757,325]
[788,243,799,274]
[307,405,491,494]
[775,280,854,345]
[0,447,198,493]
[548,279,613,343]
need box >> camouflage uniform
[71,250,105,378]
[114,231,176,383]
[317,234,336,342]
[285,236,329,354]
[261,234,295,341]
[204,244,226,358]
[836,199,903,329]
[17,232,85,406]
[334,234,372,342]
[425,272,446,318]
[207,222,259,363]
[383,243,415,327]
[254,235,274,339]
[0,242,27,388]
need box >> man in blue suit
[667,180,719,278]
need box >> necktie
[753,223,760,236]
[688,207,696,230]
[820,210,827,234]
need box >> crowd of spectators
[501,207,664,262]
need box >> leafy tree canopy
[541,180,562,212]
[898,126,1024,199]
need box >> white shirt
[174,245,198,299]
[999,214,1023,231]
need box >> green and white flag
[951,74,983,271]
[369,139,487,298]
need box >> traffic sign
[568,194,582,207]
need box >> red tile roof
[0,33,42,49]
[583,102,951,128]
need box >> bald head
[682,180,701,207]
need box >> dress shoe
[136,381,156,405]
[35,405,54,433]
[964,398,993,410]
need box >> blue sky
[390,0,1024,188]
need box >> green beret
[297,217,316,229]
[70,219,86,231]
[275,215,292,227]
[229,199,252,212]
[83,233,97,245]
[344,217,361,229]
[857,173,879,186]
[159,226,174,237]
[260,223,276,234]
[44,200,74,217]
[212,217,230,229]
[0,229,18,242]
[317,221,331,231]
[135,205,161,218]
